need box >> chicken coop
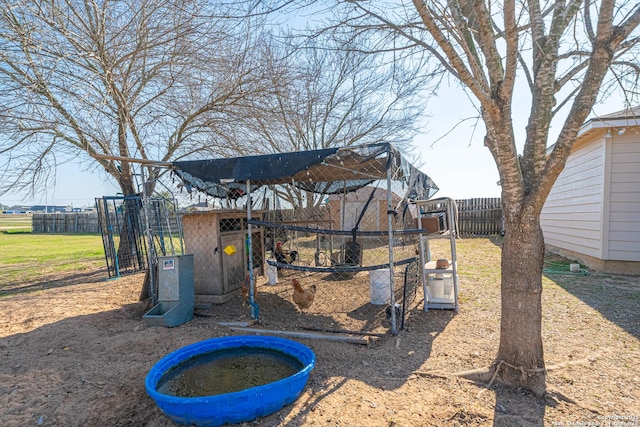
[168,143,439,334]
[181,210,264,304]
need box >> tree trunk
[496,214,546,396]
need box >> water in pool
[156,347,304,397]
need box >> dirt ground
[1,237,639,427]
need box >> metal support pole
[246,180,259,319]
[141,167,157,305]
[387,156,397,335]
[447,198,460,313]
[418,232,428,312]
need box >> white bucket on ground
[267,261,278,285]
[369,269,390,305]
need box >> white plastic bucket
[267,261,278,285]
[428,277,445,299]
[369,269,390,305]
[428,275,456,302]
[443,276,454,296]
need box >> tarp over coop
[170,142,439,334]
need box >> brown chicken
[291,278,316,312]
[241,274,255,306]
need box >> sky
[0,2,636,210]
[416,84,629,201]
[415,86,501,200]
[1,162,121,208]
[0,84,628,208]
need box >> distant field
[0,232,105,290]
[0,214,32,232]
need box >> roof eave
[578,117,640,138]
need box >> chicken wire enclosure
[96,195,184,279]
[180,210,265,304]
[96,195,147,278]
[144,196,185,259]
[168,143,439,334]
[255,187,420,274]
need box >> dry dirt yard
[1,237,638,427]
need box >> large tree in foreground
[329,0,640,394]
[0,0,273,199]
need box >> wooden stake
[228,326,373,345]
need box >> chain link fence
[161,143,438,333]
[96,194,184,284]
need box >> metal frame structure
[414,197,460,312]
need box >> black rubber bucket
[344,241,362,266]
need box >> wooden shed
[327,186,414,233]
[182,210,264,304]
[540,107,640,274]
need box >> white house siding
[605,134,640,261]
[541,138,605,259]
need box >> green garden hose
[543,261,590,276]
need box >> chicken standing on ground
[291,278,316,312]
[241,274,254,306]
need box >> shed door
[220,233,246,294]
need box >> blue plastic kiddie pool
[145,335,315,426]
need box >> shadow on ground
[0,267,110,296]
[544,261,640,340]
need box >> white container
[429,277,445,299]
[570,263,580,272]
[267,261,278,285]
[369,269,390,305]
[427,275,455,303]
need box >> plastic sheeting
[171,142,438,200]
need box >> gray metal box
[143,254,194,327]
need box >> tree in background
[229,31,439,208]
[323,0,640,394]
[0,0,273,199]
[236,34,434,155]
[0,0,281,269]
[0,1,438,208]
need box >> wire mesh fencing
[159,143,438,331]
[96,194,183,281]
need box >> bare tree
[239,35,432,153]
[322,0,640,395]
[0,0,274,199]
[228,31,439,207]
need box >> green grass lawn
[0,232,105,290]
[0,214,33,232]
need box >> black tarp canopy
[171,142,438,200]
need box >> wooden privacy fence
[32,212,182,234]
[454,198,503,235]
[32,212,103,233]
[31,198,504,235]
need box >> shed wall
[606,133,640,261]
[541,137,605,259]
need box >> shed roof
[590,106,640,121]
[579,106,640,138]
